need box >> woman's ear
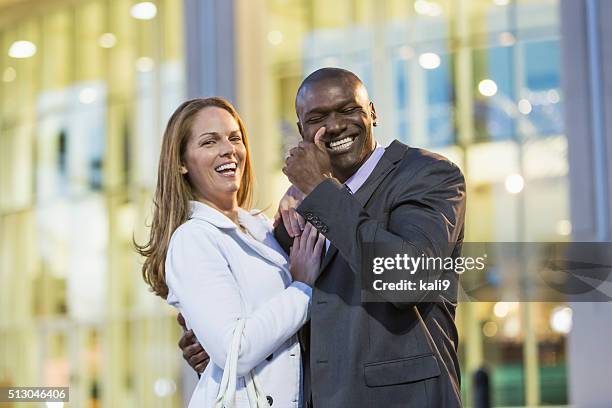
[179,165,188,175]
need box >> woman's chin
[226,182,240,192]
[214,172,241,191]
[216,182,240,196]
[197,180,241,206]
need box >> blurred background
[1,0,611,406]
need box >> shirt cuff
[290,281,313,299]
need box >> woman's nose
[219,138,236,156]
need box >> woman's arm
[166,221,312,376]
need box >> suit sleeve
[165,223,312,376]
[297,159,466,309]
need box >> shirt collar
[344,142,385,194]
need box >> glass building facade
[0,0,185,406]
[1,0,611,406]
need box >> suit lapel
[318,141,407,273]
[353,140,407,207]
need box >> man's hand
[177,313,209,375]
[282,127,334,195]
[274,185,306,237]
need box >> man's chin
[332,160,359,179]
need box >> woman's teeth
[215,163,236,171]
[215,163,237,176]
[328,137,354,151]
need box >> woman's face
[181,107,247,206]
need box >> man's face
[296,77,377,182]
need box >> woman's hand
[289,223,326,287]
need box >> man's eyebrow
[305,101,356,116]
[304,107,326,116]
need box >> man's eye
[341,107,358,114]
[307,116,323,123]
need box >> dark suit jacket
[275,140,466,408]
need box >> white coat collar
[189,200,243,229]
[188,201,289,271]
[189,201,268,238]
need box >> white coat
[165,201,311,407]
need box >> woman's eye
[230,136,242,142]
[201,140,215,146]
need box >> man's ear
[370,101,378,126]
[179,165,188,175]
[296,121,305,139]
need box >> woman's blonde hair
[135,97,253,299]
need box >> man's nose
[324,113,347,137]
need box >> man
[179,67,466,407]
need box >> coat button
[266,395,273,405]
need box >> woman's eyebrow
[198,130,241,138]
[198,131,220,138]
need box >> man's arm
[297,159,466,308]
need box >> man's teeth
[329,137,354,149]
[215,163,237,172]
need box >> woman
[136,97,324,407]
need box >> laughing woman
[136,97,324,407]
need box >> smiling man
[280,68,466,408]
[179,67,466,407]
